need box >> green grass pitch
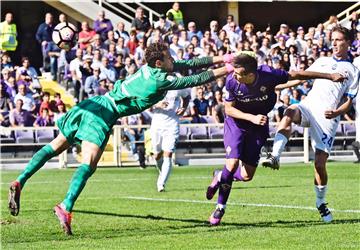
[1,162,359,249]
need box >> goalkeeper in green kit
[8,42,235,235]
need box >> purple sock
[233,167,244,181]
[217,166,234,206]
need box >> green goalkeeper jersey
[107,56,215,117]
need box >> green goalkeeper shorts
[57,95,119,150]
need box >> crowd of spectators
[1,3,359,134]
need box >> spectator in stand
[209,20,219,42]
[222,15,241,35]
[84,65,101,97]
[305,27,316,41]
[119,57,133,78]
[259,37,271,56]
[104,30,117,48]
[243,22,255,42]
[81,55,94,84]
[0,12,18,55]
[2,74,16,101]
[114,21,130,44]
[92,34,107,54]
[34,107,54,127]
[39,91,53,116]
[289,88,302,105]
[53,100,66,124]
[146,28,163,47]
[91,49,102,69]
[276,24,290,41]
[191,87,210,116]
[95,76,108,96]
[9,99,33,127]
[134,38,146,67]
[200,30,217,52]
[0,83,13,112]
[314,23,325,40]
[99,56,116,83]
[113,54,125,78]
[227,21,241,48]
[212,90,225,123]
[296,26,307,54]
[94,10,113,41]
[116,37,130,58]
[78,21,96,50]
[325,15,338,32]
[166,2,184,27]
[127,30,138,57]
[106,43,117,66]
[14,83,35,113]
[34,108,54,127]
[169,34,181,59]
[16,70,34,91]
[178,29,190,48]
[187,21,203,41]
[16,57,41,88]
[131,7,152,40]
[69,48,83,102]
[47,41,62,81]
[58,13,67,23]
[1,52,14,70]
[349,11,360,36]
[35,13,55,72]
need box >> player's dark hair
[145,42,168,67]
[331,26,352,42]
[233,54,258,74]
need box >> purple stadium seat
[189,126,208,140]
[179,126,189,140]
[201,116,223,139]
[335,124,343,136]
[292,124,304,136]
[343,123,356,136]
[14,130,34,143]
[35,129,55,143]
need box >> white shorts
[296,102,340,154]
[150,125,179,154]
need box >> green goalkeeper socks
[62,164,95,212]
[17,144,57,187]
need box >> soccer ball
[52,22,77,51]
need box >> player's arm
[288,70,346,82]
[324,96,353,119]
[173,55,232,71]
[275,80,303,90]
[224,100,267,126]
[159,65,232,91]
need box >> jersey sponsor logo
[237,90,244,96]
[166,75,175,82]
[237,94,269,103]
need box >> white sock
[157,157,172,188]
[272,133,288,158]
[216,203,226,210]
[156,157,163,172]
[314,185,327,207]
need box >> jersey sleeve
[345,70,360,99]
[270,68,289,85]
[224,75,235,102]
[173,57,213,71]
[157,70,215,91]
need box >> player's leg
[9,133,70,216]
[233,162,257,182]
[313,149,332,222]
[54,140,103,235]
[209,158,238,226]
[151,127,163,172]
[262,105,302,169]
[156,128,178,192]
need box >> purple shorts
[223,117,269,166]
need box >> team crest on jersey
[226,146,231,155]
[331,64,337,70]
[260,86,267,93]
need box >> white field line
[14,196,360,214]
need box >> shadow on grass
[173,185,295,192]
[74,209,360,229]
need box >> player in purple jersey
[206,54,346,226]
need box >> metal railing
[323,1,360,27]
[0,121,356,168]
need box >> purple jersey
[225,65,289,127]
